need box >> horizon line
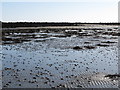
[1,21,119,23]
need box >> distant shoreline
[1,22,120,28]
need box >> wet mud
[1,25,119,88]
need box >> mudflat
[1,24,119,88]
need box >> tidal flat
[1,25,119,88]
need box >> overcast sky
[1,0,119,22]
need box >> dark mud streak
[105,74,120,80]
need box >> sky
[1,0,119,22]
